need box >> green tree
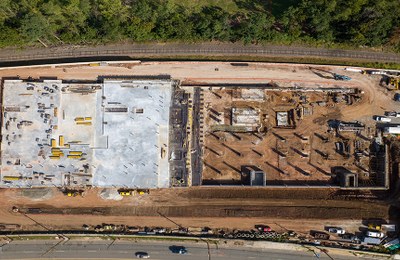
[192,6,231,41]
[126,0,159,40]
[60,0,91,40]
[95,0,129,38]
[20,12,50,41]
[232,11,276,44]
[0,0,16,26]
[155,5,194,40]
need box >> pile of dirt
[99,189,123,201]
[20,188,53,201]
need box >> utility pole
[13,207,69,256]
[157,211,213,260]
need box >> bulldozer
[388,77,400,90]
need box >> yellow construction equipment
[74,117,84,122]
[64,189,84,197]
[54,107,58,117]
[119,190,133,196]
[76,121,92,125]
[67,155,82,159]
[69,151,83,155]
[51,139,56,147]
[137,189,150,195]
[3,176,21,181]
[389,77,400,90]
[84,117,92,121]
[59,135,64,146]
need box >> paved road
[0,43,399,64]
[0,239,377,259]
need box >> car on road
[169,245,188,255]
[366,230,384,238]
[135,252,150,258]
[327,227,345,235]
[178,248,188,255]
[374,116,391,122]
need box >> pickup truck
[374,116,391,122]
[366,230,384,238]
[327,227,345,235]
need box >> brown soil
[0,187,393,235]
[0,62,398,235]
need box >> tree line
[0,0,399,51]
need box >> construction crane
[333,74,352,81]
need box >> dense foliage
[0,0,399,51]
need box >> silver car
[135,252,150,258]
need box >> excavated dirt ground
[0,62,398,234]
[201,88,374,185]
[0,187,395,235]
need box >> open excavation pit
[198,84,389,189]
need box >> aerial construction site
[0,61,399,248]
[1,63,397,191]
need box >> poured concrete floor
[1,79,172,188]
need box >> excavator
[333,73,352,81]
[309,67,352,81]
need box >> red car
[255,225,272,232]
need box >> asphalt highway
[0,43,399,65]
[0,239,377,259]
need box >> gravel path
[0,43,399,64]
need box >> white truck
[375,116,391,122]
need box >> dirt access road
[0,61,398,234]
[0,187,394,235]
